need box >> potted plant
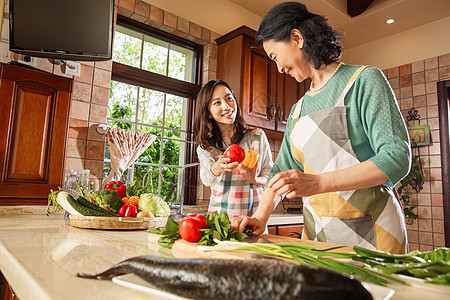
[397,156,424,224]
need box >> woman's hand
[237,162,258,184]
[210,156,239,176]
[268,169,323,198]
[232,215,266,235]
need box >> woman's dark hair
[193,80,248,151]
[256,1,342,69]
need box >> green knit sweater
[269,64,411,187]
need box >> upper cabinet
[216,26,310,133]
[0,63,72,205]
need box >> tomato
[117,204,138,217]
[186,214,208,228]
[179,214,208,242]
[223,144,245,164]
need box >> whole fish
[77,256,372,300]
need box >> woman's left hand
[237,163,258,184]
[267,169,323,198]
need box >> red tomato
[179,215,208,242]
[117,204,138,217]
[223,144,245,163]
[185,214,208,228]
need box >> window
[104,16,201,204]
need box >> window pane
[162,140,182,166]
[165,94,187,129]
[168,49,185,81]
[137,88,164,126]
[141,166,160,194]
[137,137,161,164]
[142,35,168,76]
[160,167,178,202]
[137,124,162,137]
[109,81,137,124]
[113,25,142,68]
[169,43,195,83]
[164,129,186,141]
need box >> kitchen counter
[0,214,446,300]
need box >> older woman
[233,2,411,254]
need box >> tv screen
[9,0,114,61]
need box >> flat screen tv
[9,0,114,61]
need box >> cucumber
[75,196,118,217]
[56,192,119,217]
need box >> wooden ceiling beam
[347,0,375,17]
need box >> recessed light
[386,19,395,24]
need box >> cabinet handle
[268,101,276,120]
[290,232,302,239]
[276,104,284,122]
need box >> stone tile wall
[384,53,450,251]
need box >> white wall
[342,16,450,70]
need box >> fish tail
[77,264,131,280]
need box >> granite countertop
[0,214,443,300]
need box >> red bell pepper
[105,181,127,198]
[117,204,138,217]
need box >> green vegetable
[46,188,62,216]
[352,246,450,286]
[91,190,124,213]
[148,218,181,248]
[126,180,147,197]
[148,212,247,249]
[75,195,118,217]
[197,211,247,245]
[234,243,404,287]
[55,192,114,217]
[138,193,170,217]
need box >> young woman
[193,80,273,218]
[232,2,411,254]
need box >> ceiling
[228,0,450,48]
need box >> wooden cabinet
[1,271,17,300]
[216,26,310,133]
[268,224,304,238]
[0,63,72,205]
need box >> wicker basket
[69,215,168,230]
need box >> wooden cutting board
[147,232,256,259]
[147,233,354,259]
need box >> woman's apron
[208,129,263,219]
[290,66,407,254]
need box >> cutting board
[147,232,253,259]
[147,233,354,259]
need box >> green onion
[235,243,405,286]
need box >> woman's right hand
[210,156,239,176]
[232,215,266,235]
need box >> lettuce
[138,193,170,217]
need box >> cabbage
[138,193,170,217]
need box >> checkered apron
[208,130,263,219]
[290,66,407,253]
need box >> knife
[241,227,273,243]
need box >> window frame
[110,15,202,205]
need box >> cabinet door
[277,225,304,238]
[275,75,311,133]
[0,63,72,205]
[241,38,275,130]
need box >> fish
[77,255,373,300]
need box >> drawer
[277,225,303,238]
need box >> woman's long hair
[193,80,248,151]
[256,1,343,69]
